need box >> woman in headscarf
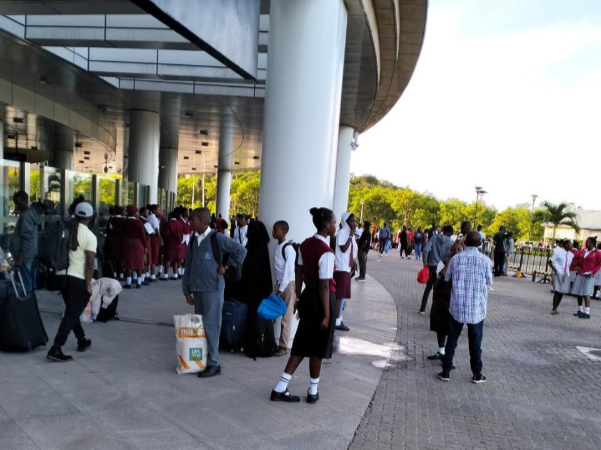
[224,220,274,355]
[427,242,463,362]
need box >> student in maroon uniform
[107,205,126,279]
[177,207,191,279]
[139,207,155,284]
[270,207,337,405]
[123,205,148,288]
[570,237,601,319]
[156,204,168,277]
[161,211,183,280]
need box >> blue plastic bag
[257,293,287,320]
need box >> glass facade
[0,162,175,243]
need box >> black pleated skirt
[291,287,336,359]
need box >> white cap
[74,202,94,218]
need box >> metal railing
[484,245,553,281]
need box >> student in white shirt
[333,212,357,331]
[549,239,574,314]
[47,202,97,362]
[272,220,297,356]
[235,214,248,246]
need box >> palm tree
[541,201,580,244]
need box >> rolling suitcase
[0,270,48,352]
[220,298,248,352]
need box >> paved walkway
[349,252,601,450]
[0,272,397,450]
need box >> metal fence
[484,246,553,279]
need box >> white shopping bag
[174,314,208,374]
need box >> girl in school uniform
[270,207,337,404]
[161,212,183,280]
[570,237,601,319]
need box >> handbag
[417,266,430,284]
[257,293,287,320]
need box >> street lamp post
[474,186,486,224]
[529,194,538,242]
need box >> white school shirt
[195,227,212,246]
[235,225,248,246]
[297,234,335,279]
[334,227,355,273]
[274,241,296,290]
[550,247,573,277]
[148,213,160,232]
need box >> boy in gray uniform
[183,208,247,378]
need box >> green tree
[540,201,580,244]
[231,171,261,217]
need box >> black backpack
[282,240,300,263]
[95,295,120,322]
[38,222,70,273]
[245,318,277,359]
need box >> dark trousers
[53,276,90,348]
[400,244,409,257]
[442,318,484,375]
[379,238,387,254]
[358,250,368,278]
[493,251,505,276]
[420,266,438,311]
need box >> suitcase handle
[9,270,29,299]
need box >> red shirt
[573,248,601,276]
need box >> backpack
[282,240,300,263]
[245,318,277,359]
[38,222,70,273]
[209,232,242,282]
[95,295,119,322]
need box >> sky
[350,0,601,211]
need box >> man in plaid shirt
[438,231,493,384]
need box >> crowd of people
[7,189,601,397]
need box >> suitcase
[0,271,49,352]
[220,298,248,352]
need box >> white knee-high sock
[126,277,132,285]
[274,372,292,393]
[309,377,319,395]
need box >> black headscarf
[224,220,273,314]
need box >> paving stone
[348,253,601,450]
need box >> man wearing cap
[47,202,97,362]
[123,205,148,288]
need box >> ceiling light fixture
[202,142,209,147]
[195,150,202,154]
[13,117,23,124]
[185,112,194,117]
[253,156,260,160]
[200,130,208,136]
[75,142,83,148]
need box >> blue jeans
[442,318,484,375]
[193,291,224,367]
[19,262,34,293]
[414,243,422,259]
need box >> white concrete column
[258,0,348,243]
[158,147,178,193]
[128,110,160,203]
[332,126,355,219]
[216,114,233,221]
[51,130,74,170]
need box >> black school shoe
[197,365,221,378]
[437,370,450,382]
[471,374,487,384]
[77,338,92,352]
[307,389,319,404]
[47,347,73,362]
[124,284,132,289]
[427,352,443,360]
[270,389,300,402]
[335,322,350,331]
